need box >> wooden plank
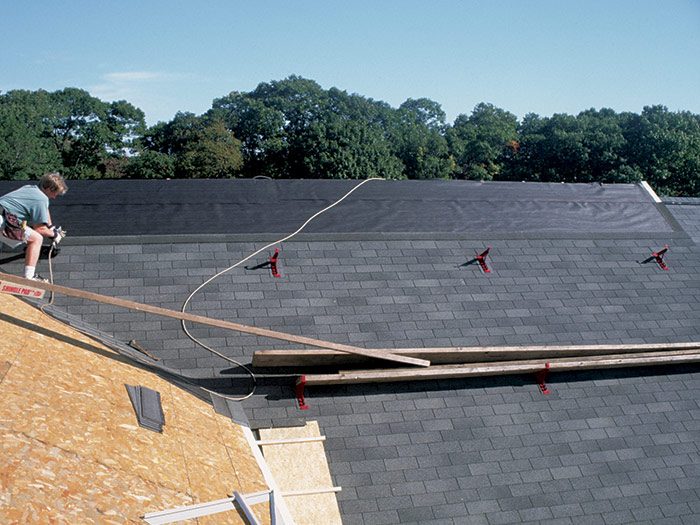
[302,349,700,385]
[252,342,700,367]
[240,425,295,525]
[258,421,342,525]
[0,271,429,368]
[0,279,46,299]
[142,497,237,525]
[232,492,261,525]
[282,487,342,497]
[256,436,326,446]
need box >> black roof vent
[125,384,165,433]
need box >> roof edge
[639,180,662,203]
[61,230,693,245]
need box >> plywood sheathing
[0,294,269,524]
[0,360,11,383]
[258,421,342,525]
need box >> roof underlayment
[0,179,677,236]
[1,179,699,524]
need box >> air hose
[39,178,384,402]
[180,177,384,400]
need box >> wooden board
[0,271,430,368]
[302,349,700,385]
[258,421,342,525]
[253,342,700,367]
[0,280,46,299]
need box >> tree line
[1,76,698,196]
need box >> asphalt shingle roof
[666,197,700,244]
[1,179,699,524]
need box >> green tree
[45,88,145,178]
[124,150,175,179]
[510,113,594,183]
[0,90,61,180]
[448,103,519,180]
[622,105,700,196]
[251,76,331,177]
[399,98,447,132]
[4,78,697,194]
[141,112,201,156]
[297,116,402,179]
[389,98,452,179]
[210,92,287,178]
[138,112,242,178]
[212,76,405,179]
[177,119,243,178]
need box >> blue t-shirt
[0,185,50,225]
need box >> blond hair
[39,172,68,195]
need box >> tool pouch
[0,207,26,241]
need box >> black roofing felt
[2,179,700,525]
[0,179,676,236]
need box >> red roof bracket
[244,248,282,278]
[461,246,492,273]
[652,245,670,271]
[536,362,551,395]
[475,246,492,273]
[295,375,310,410]
[269,248,281,278]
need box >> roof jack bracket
[475,246,492,273]
[269,248,281,278]
[651,245,670,271]
[245,248,282,278]
[295,375,310,410]
[535,362,551,394]
[460,246,492,273]
[639,245,670,271]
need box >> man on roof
[0,172,68,281]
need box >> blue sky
[2,0,699,126]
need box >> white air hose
[181,177,384,400]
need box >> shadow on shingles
[263,362,700,403]
[459,258,479,268]
[0,244,57,265]
[638,255,658,265]
[0,252,24,265]
[218,365,297,399]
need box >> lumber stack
[252,342,700,386]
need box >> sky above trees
[2,1,699,125]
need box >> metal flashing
[125,384,165,432]
[640,180,662,203]
[210,393,250,427]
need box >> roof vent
[125,384,165,432]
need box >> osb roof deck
[1,179,699,524]
[0,293,268,524]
